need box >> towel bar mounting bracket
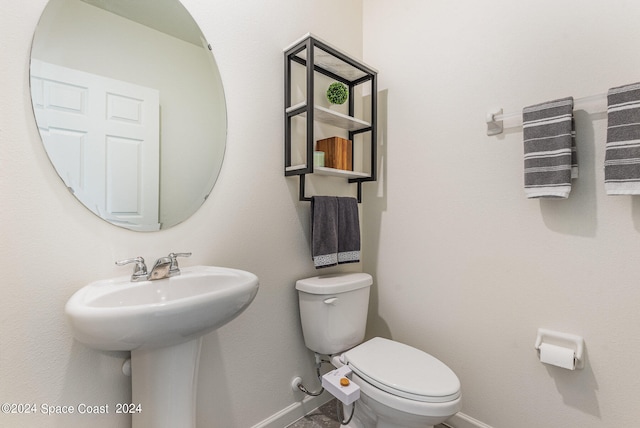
[486,108,503,136]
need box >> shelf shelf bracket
[298,174,312,202]
[297,174,362,203]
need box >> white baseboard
[444,412,495,428]
[252,399,492,428]
[250,393,332,428]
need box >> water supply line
[296,353,326,396]
[337,399,355,426]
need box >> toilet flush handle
[323,297,338,305]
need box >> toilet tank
[296,273,372,355]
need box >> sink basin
[65,265,258,428]
[65,265,259,350]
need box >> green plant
[326,82,348,105]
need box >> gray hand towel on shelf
[522,97,576,199]
[604,82,640,195]
[311,196,360,269]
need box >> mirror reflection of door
[30,0,227,231]
[31,60,161,231]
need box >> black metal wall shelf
[284,33,378,203]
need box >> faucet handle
[168,252,192,275]
[115,256,148,282]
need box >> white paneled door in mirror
[30,0,227,231]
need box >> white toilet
[296,272,461,428]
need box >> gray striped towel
[604,82,640,195]
[522,97,576,199]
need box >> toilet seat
[344,337,461,403]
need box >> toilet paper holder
[534,328,585,370]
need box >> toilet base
[341,396,436,428]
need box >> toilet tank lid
[296,273,372,294]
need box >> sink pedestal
[130,338,203,428]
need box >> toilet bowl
[336,337,461,428]
[296,273,461,428]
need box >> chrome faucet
[115,256,148,282]
[167,252,192,276]
[116,252,192,282]
[148,256,172,280]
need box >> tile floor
[286,399,448,428]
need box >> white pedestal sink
[65,266,259,428]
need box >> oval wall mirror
[30,0,227,231]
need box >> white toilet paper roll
[539,343,576,370]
